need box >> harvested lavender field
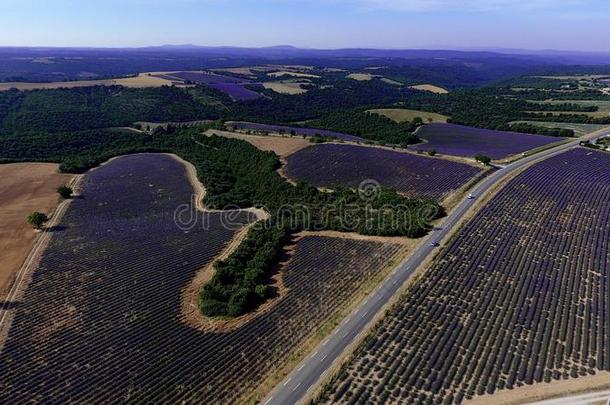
[414,123,566,159]
[0,153,403,404]
[228,121,364,141]
[286,144,484,200]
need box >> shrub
[57,185,73,199]
[27,212,48,229]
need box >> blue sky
[1,0,609,51]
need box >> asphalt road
[264,130,609,405]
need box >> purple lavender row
[286,143,483,200]
[413,123,565,159]
[320,148,610,404]
[208,83,263,100]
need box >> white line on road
[283,377,292,386]
[292,383,301,392]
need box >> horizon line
[0,44,609,55]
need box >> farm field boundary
[0,173,82,351]
[368,108,449,123]
[466,371,610,405]
[168,153,272,332]
[0,72,181,91]
[204,129,311,158]
[245,233,412,404]
[0,163,74,296]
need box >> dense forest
[230,79,415,123]
[3,76,605,140]
[398,88,577,136]
[0,85,227,135]
[308,110,421,145]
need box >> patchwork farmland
[285,143,485,200]
[317,148,610,404]
[0,153,405,403]
[3,44,610,405]
[414,123,566,159]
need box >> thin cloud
[337,0,587,12]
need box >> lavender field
[414,123,566,159]
[286,144,483,200]
[164,71,263,100]
[228,121,365,141]
[318,148,610,404]
[0,153,403,403]
[208,83,263,100]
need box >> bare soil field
[409,84,449,94]
[347,73,375,81]
[466,371,610,405]
[0,163,73,296]
[369,108,449,123]
[0,73,177,91]
[205,129,311,157]
[263,81,309,94]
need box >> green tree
[57,185,73,199]
[475,154,492,165]
[27,212,48,230]
[427,149,437,156]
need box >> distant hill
[1,45,610,84]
